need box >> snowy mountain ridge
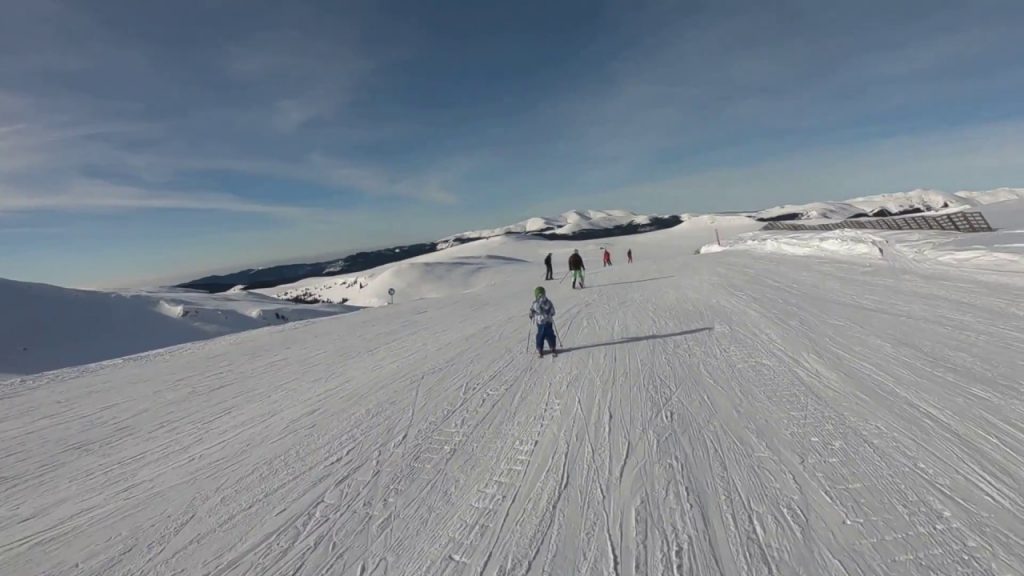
[437,209,671,247]
[441,188,1017,242]
[753,187,1019,222]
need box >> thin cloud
[223,28,372,134]
[0,108,461,210]
[305,154,459,204]
[270,96,336,133]
[0,181,324,218]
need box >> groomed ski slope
[3,217,1024,575]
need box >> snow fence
[763,211,992,233]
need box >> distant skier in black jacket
[544,253,553,280]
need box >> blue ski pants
[536,322,556,351]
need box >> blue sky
[3,0,1024,287]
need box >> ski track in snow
[2,247,1024,575]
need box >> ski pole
[526,324,532,354]
[559,271,569,284]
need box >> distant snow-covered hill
[436,210,680,248]
[178,243,437,294]
[0,279,352,378]
[954,187,1024,205]
[267,247,533,307]
[753,187,1013,222]
[180,211,682,292]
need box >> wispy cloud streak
[0,181,317,216]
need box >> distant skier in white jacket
[529,286,557,357]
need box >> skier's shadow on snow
[560,327,712,354]
[585,275,676,289]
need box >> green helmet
[534,286,546,299]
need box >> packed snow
[3,194,1024,575]
[0,281,352,378]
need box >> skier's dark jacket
[544,254,552,267]
[568,253,585,271]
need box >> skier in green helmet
[529,286,557,357]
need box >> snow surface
[4,204,1024,575]
[0,281,352,378]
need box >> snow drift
[700,229,892,259]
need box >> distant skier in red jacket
[602,248,612,267]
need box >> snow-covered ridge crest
[437,209,659,247]
[954,187,1024,205]
[754,187,1018,222]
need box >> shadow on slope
[586,275,676,289]
[559,327,713,354]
